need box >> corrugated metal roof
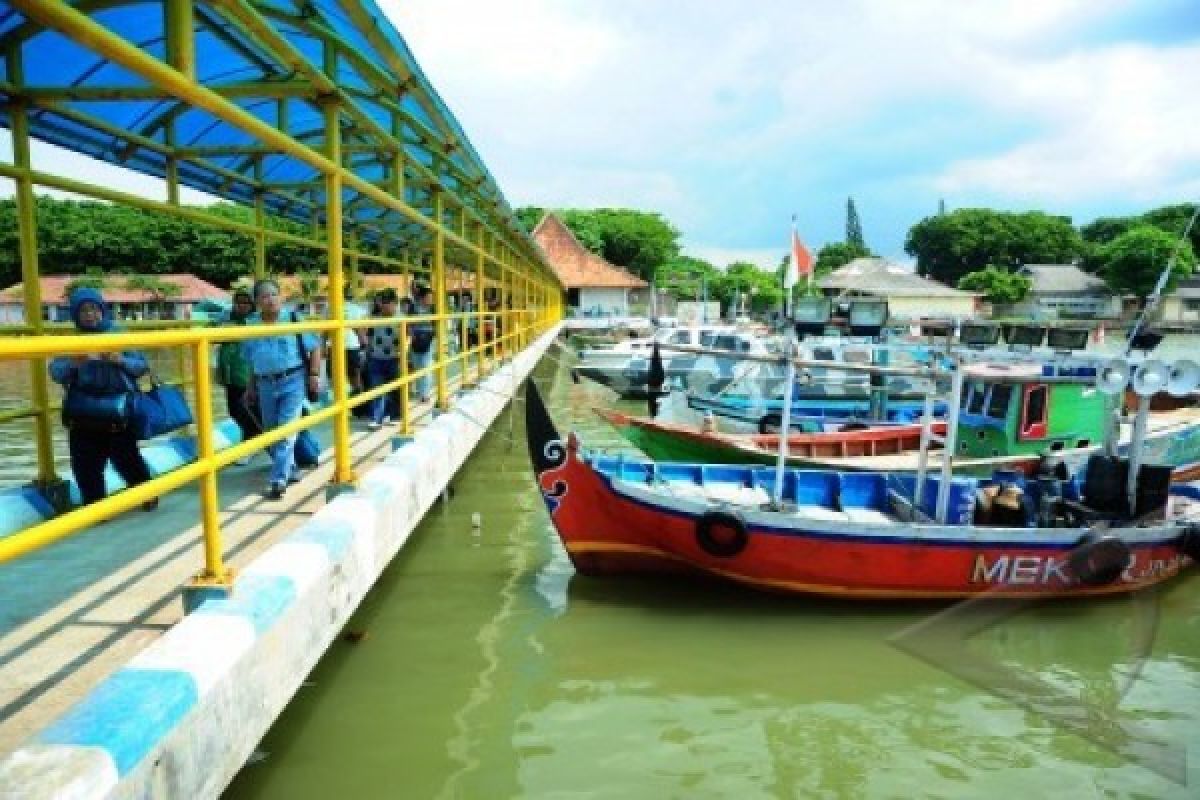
[818,258,975,297]
[1019,264,1110,295]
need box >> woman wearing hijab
[48,287,157,511]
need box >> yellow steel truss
[0,0,565,590]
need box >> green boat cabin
[956,364,1113,459]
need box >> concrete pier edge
[0,326,561,799]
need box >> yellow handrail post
[433,190,449,409]
[323,96,355,486]
[9,79,60,491]
[475,225,486,384]
[189,339,231,589]
[399,319,411,434]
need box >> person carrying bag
[49,287,159,511]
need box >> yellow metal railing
[0,304,554,588]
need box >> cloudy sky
[382,0,1200,268]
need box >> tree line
[2,195,1195,312]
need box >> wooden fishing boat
[628,362,1200,481]
[528,380,1200,599]
[596,406,949,467]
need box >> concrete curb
[0,326,560,799]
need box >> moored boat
[528,380,1200,599]
[599,361,1200,480]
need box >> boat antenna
[1124,202,1200,357]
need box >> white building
[816,258,979,321]
[1012,264,1119,319]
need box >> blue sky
[385,0,1200,269]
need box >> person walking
[340,284,368,395]
[242,278,322,500]
[49,287,158,511]
[409,285,436,403]
[216,289,261,464]
[364,288,402,429]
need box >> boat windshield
[712,335,752,352]
[985,384,1013,419]
[968,382,987,414]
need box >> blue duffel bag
[131,379,194,441]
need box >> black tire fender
[696,510,749,558]
[1067,532,1132,586]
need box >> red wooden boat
[528,381,1200,599]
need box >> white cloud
[933,43,1200,203]
[380,0,1200,257]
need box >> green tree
[714,261,784,313]
[657,255,719,301]
[815,241,871,275]
[514,206,545,233]
[957,266,1032,305]
[63,267,109,298]
[846,197,865,249]
[904,208,1084,284]
[1097,226,1196,297]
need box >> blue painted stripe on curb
[37,668,198,776]
[190,573,297,635]
[20,485,54,519]
[292,519,356,562]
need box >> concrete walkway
[0,400,451,754]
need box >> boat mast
[935,359,966,524]
[771,332,798,509]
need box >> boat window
[813,348,835,361]
[668,331,690,345]
[712,335,738,351]
[1021,384,1049,439]
[739,338,752,353]
[699,332,717,347]
[960,383,975,409]
[968,383,987,414]
[986,384,1013,419]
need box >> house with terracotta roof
[0,274,230,323]
[532,213,647,317]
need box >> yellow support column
[253,156,267,277]
[10,93,59,491]
[189,340,230,590]
[323,98,355,486]
[433,191,449,408]
[165,0,195,80]
[475,226,486,384]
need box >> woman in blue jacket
[49,288,157,511]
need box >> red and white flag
[786,224,814,289]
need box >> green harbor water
[222,353,1200,799]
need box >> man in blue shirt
[242,278,322,499]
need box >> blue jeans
[410,348,434,400]
[256,370,304,486]
[366,357,399,423]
